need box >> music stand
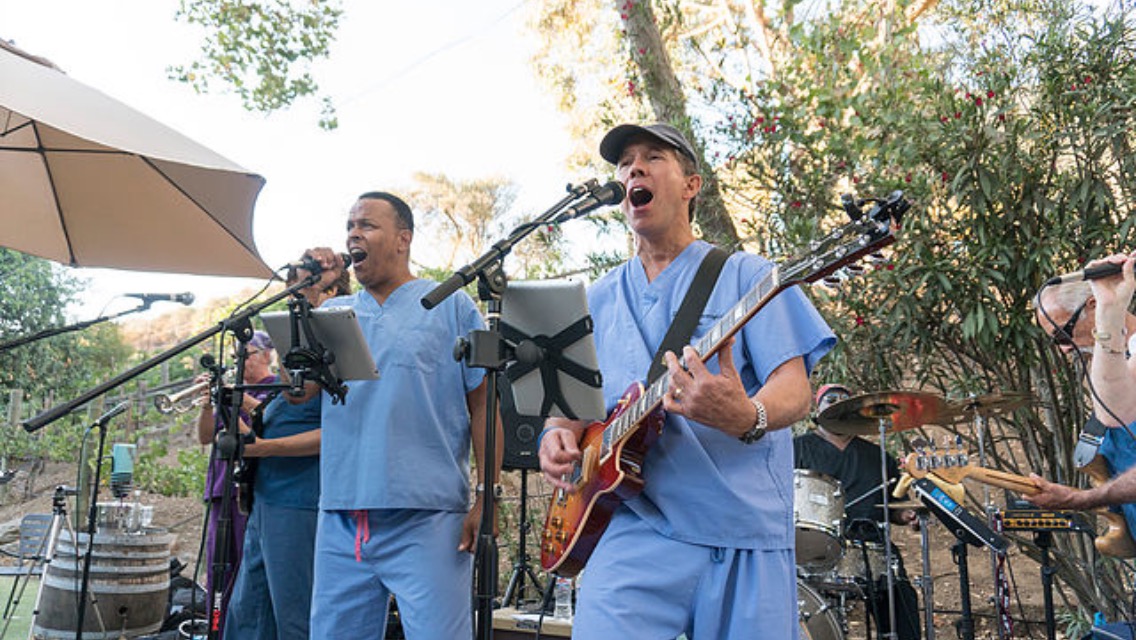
[497,281,605,611]
[911,478,1008,640]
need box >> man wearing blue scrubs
[301,192,499,639]
[539,123,835,639]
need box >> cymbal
[948,392,1031,418]
[818,391,954,435]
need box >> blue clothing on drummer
[539,123,835,639]
[223,267,349,639]
[298,191,499,640]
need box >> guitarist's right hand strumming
[540,418,586,493]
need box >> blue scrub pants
[310,509,471,639]
[224,502,318,639]
[572,507,799,639]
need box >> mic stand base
[501,468,544,609]
[951,537,976,640]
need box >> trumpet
[154,380,210,414]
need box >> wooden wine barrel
[33,528,173,639]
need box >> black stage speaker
[497,373,542,471]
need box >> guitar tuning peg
[866,252,889,264]
[821,274,844,289]
[844,263,866,278]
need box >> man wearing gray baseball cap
[539,122,835,639]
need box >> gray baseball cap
[599,123,699,169]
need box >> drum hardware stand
[914,509,935,640]
[969,405,1009,640]
[1034,530,1058,640]
[500,467,544,608]
[875,416,899,640]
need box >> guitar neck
[604,268,788,451]
[964,467,1039,496]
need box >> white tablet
[500,279,605,421]
[259,307,379,381]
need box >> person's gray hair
[1034,281,1092,313]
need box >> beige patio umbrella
[0,39,273,277]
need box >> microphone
[283,253,353,274]
[553,181,627,223]
[1046,262,1125,286]
[125,292,195,305]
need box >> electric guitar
[540,192,909,576]
[899,447,1136,558]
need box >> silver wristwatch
[739,396,768,444]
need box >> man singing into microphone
[300,191,500,639]
[539,123,834,638]
[1030,254,1136,518]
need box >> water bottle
[553,576,573,620]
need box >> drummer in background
[794,383,922,640]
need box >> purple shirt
[204,375,277,500]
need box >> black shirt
[793,430,903,541]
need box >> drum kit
[793,389,1030,640]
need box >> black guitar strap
[646,246,730,385]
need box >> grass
[0,573,39,639]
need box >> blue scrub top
[254,393,321,510]
[1099,424,1136,540]
[588,240,835,549]
[320,280,486,512]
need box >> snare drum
[798,578,844,640]
[834,540,890,584]
[793,470,844,572]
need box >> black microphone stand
[422,180,603,640]
[0,300,158,353]
[73,401,129,639]
[21,270,340,640]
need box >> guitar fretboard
[600,267,783,458]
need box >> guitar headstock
[902,436,975,485]
[780,190,909,287]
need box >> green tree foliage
[169,0,343,129]
[407,172,567,281]
[0,249,133,464]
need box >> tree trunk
[620,0,741,249]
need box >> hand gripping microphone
[1046,262,1126,286]
[283,253,353,275]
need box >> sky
[2,0,587,320]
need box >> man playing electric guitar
[538,122,835,639]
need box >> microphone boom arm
[23,271,325,433]
[422,180,621,309]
